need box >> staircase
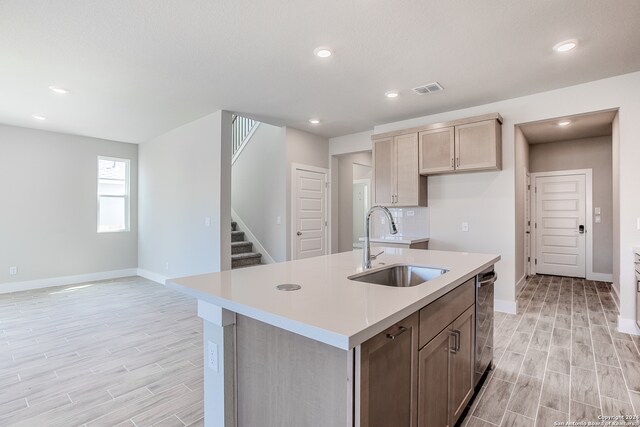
[231,221,262,269]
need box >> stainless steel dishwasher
[475,265,497,387]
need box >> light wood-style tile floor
[0,276,203,427]
[462,275,640,427]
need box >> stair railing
[232,115,259,162]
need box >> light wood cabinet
[360,312,419,427]
[419,119,501,175]
[372,133,427,207]
[455,119,502,172]
[417,305,475,427]
[418,127,455,174]
[360,278,478,427]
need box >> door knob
[297,231,302,236]
[578,225,585,234]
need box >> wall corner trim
[617,316,640,336]
[136,268,170,285]
[494,298,517,315]
[0,268,138,294]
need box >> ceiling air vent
[412,82,444,95]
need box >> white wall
[138,111,231,280]
[329,130,373,156]
[232,123,287,262]
[0,124,138,287]
[369,71,640,321]
[285,127,329,259]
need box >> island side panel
[236,314,352,427]
[202,318,236,427]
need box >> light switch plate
[462,222,469,232]
[9,266,17,276]
[595,215,601,224]
[204,217,211,227]
[276,216,281,225]
[594,207,601,215]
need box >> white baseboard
[495,298,517,314]
[231,208,275,264]
[136,268,170,285]
[0,268,138,294]
[515,275,527,296]
[587,272,614,282]
[617,316,640,336]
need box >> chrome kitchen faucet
[363,205,398,269]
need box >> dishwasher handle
[478,272,497,288]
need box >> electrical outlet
[462,222,469,232]
[277,216,281,225]
[165,261,169,271]
[9,266,17,276]
[204,217,211,227]
[406,210,415,217]
[595,215,601,224]
[208,341,219,372]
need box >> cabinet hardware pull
[456,157,460,167]
[450,330,461,353]
[386,326,407,340]
[451,158,454,168]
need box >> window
[97,156,130,232]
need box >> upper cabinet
[419,117,502,175]
[374,113,502,177]
[372,133,427,207]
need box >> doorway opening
[515,109,618,292]
[352,163,372,249]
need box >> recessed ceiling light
[557,120,571,126]
[553,40,577,52]
[385,91,399,98]
[309,119,320,124]
[32,114,46,120]
[48,85,69,94]
[313,47,332,58]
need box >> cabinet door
[372,137,395,206]
[419,127,455,174]
[449,305,475,424]
[454,120,501,172]
[360,312,418,427]
[418,327,452,427]
[395,133,420,206]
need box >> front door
[534,173,586,278]
[293,167,327,260]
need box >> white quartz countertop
[358,236,430,244]
[167,248,500,350]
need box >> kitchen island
[167,248,499,427]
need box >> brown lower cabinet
[360,280,476,427]
[419,305,475,426]
[360,312,419,427]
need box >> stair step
[231,230,245,242]
[231,221,237,232]
[232,241,253,254]
[232,252,262,268]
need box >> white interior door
[534,173,586,278]
[294,167,327,260]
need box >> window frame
[97,155,131,233]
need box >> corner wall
[232,123,287,262]
[138,111,231,280]
[0,124,138,291]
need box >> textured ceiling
[1,1,639,143]
[519,109,616,144]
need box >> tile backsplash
[371,207,429,238]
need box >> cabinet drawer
[419,278,475,348]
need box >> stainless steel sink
[348,264,449,287]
